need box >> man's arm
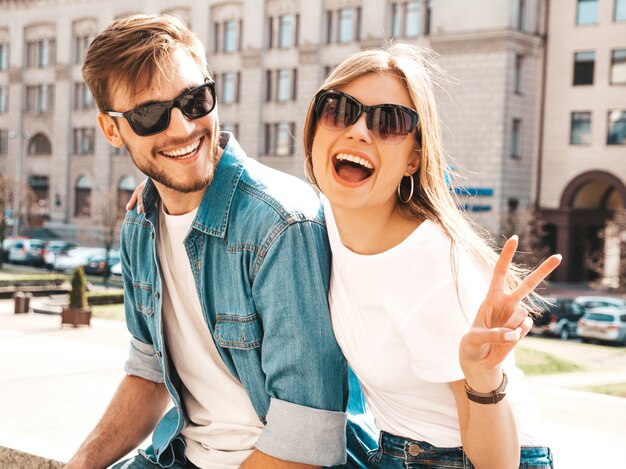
[241,450,319,468]
[64,375,170,469]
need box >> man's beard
[123,125,221,194]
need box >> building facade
[538,0,626,281]
[0,0,542,245]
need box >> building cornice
[430,28,543,55]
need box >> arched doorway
[541,171,626,282]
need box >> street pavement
[1,299,626,468]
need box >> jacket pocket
[214,313,262,350]
[132,281,154,316]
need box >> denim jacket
[120,134,348,467]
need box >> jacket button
[156,351,161,357]
[154,292,160,299]
[150,232,155,239]
[408,443,421,456]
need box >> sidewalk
[1,300,626,468]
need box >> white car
[53,247,106,272]
[110,262,122,280]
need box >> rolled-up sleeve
[124,336,164,383]
[255,398,347,466]
[252,219,348,465]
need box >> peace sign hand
[459,236,562,391]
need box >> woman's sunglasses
[106,80,216,137]
[314,89,419,144]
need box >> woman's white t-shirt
[323,197,543,447]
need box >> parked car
[574,296,626,311]
[8,239,46,265]
[43,240,77,270]
[110,262,122,280]
[53,247,106,272]
[83,250,121,276]
[532,297,586,340]
[1,236,28,263]
[577,307,626,345]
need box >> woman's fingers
[510,254,562,303]
[485,236,519,302]
[126,180,147,214]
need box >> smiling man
[65,15,348,469]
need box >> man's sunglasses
[313,89,419,144]
[106,80,216,136]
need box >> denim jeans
[110,451,200,469]
[354,431,554,469]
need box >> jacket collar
[140,132,245,238]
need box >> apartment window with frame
[616,0,626,21]
[0,43,8,70]
[573,51,595,85]
[0,86,7,114]
[26,84,54,113]
[221,72,239,104]
[26,38,56,68]
[223,20,237,53]
[74,175,92,217]
[264,122,295,156]
[221,123,239,139]
[514,55,524,94]
[607,110,626,145]
[73,33,94,64]
[278,14,299,48]
[28,133,52,155]
[334,7,360,43]
[517,0,526,30]
[276,68,297,102]
[0,129,7,156]
[577,0,598,25]
[73,127,95,155]
[610,49,626,84]
[511,119,522,158]
[391,1,420,37]
[570,112,592,145]
[73,82,94,110]
[326,11,333,44]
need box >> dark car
[83,250,121,276]
[532,297,586,340]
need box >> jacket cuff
[255,398,347,466]
[123,337,164,383]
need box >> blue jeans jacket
[120,133,348,467]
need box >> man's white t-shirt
[157,204,263,469]
[323,197,543,447]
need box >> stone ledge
[0,446,64,469]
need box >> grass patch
[92,303,125,322]
[580,382,626,398]
[516,347,586,375]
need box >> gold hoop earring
[397,174,414,204]
[304,156,317,185]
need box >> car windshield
[585,313,614,322]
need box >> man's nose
[166,107,195,136]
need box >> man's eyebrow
[132,84,198,109]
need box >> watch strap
[464,372,508,404]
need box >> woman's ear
[406,146,421,176]
[97,113,125,148]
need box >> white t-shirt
[157,204,263,469]
[323,197,543,447]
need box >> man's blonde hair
[303,43,539,315]
[82,14,209,112]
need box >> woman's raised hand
[125,180,146,214]
[460,236,561,390]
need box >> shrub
[69,266,88,309]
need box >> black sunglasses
[106,80,216,136]
[314,89,419,144]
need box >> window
[611,49,626,84]
[221,123,239,139]
[570,112,592,145]
[278,15,297,48]
[511,119,522,158]
[577,0,598,25]
[73,33,94,64]
[111,145,128,156]
[73,82,94,110]
[265,70,273,101]
[517,0,526,30]
[267,17,274,48]
[391,3,401,36]
[73,127,95,155]
[338,8,354,43]
[264,122,295,155]
[223,20,237,53]
[326,11,333,44]
[573,51,595,85]
[28,133,52,155]
[117,175,136,212]
[514,55,524,94]
[276,68,297,102]
[0,43,8,70]
[391,1,420,37]
[25,38,56,68]
[616,0,626,21]
[607,110,626,145]
[0,86,7,114]
[221,72,240,104]
[0,129,7,156]
[26,84,54,113]
[74,175,92,217]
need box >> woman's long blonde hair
[303,43,539,316]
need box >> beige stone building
[0,0,544,249]
[538,0,626,281]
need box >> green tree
[69,266,88,309]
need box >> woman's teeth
[335,153,373,169]
[161,138,201,158]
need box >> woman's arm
[455,236,561,469]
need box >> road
[520,336,626,468]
